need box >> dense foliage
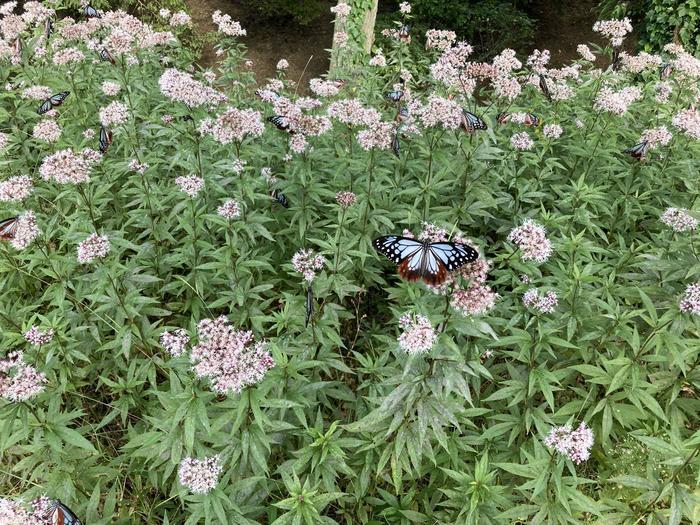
[1,1,700,524]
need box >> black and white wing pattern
[373,236,478,285]
[46,500,83,525]
[539,74,552,101]
[0,217,18,241]
[461,110,487,132]
[624,140,649,159]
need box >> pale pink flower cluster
[492,49,522,73]
[416,95,462,130]
[356,120,394,150]
[53,47,85,65]
[0,351,46,402]
[451,282,498,316]
[511,132,534,150]
[640,126,672,148]
[330,1,351,20]
[21,85,52,100]
[169,11,191,27]
[507,219,552,263]
[619,51,662,74]
[217,199,241,219]
[333,31,348,47]
[493,75,521,101]
[309,78,340,97]
[661,208,697,232]
[128,159,148,174]
[654,81,672,103]
[669,47,700,79]
[526,49,550,74]
[99,101,128,127]
[190,316,274,394]
[40,149,92,184]
[0,175,32,202]
[202,107,264,144]
[576,45,596,62]
[178,455,222,494]
[369,50,386,67]
[680,283,700,315]
[0,496,52,523]
[24,326,54,346]
[212,10,246,37]
[292,249,326,282]
[522,288,558,314]
[327,99,379,126]
[545,422,594,464]
[159,68,227,108]
[160,329,190,357]
[232,158,246,174]
[593,85,642,115]
[549,82,574,101]
[101,81,121,96]
[77,233,110,264]
[593,18,632,46]
[0,132,8,151]
[543,124,563,139]
[11,211,40,250]
[33,119,62,143]
[672,108,700,140]
[175,175,204,197]
[83,129,96,139]
[336,191,357,209]
[398,313,436,354]
[399,2,411,14]
[425,29,456,50]
[276,59,289,70]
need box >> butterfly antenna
[293,55,314,98]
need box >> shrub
[1,2,700,524]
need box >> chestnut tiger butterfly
[99,126,113,154]
[267,115,293,133]
[37,91,69,115]
[373,235,479,286]
[539,74,552,101]
[386,90,403,102]
[0,217,18,241]
[271,189,289,208]
[99,48,115,65]
[461,110,487,132]
[84,5,100,18]
[624,140,649,159]
[45,499,83,525]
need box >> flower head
[507,220,552,263]
[175,175,204,197]
[99,100,128,126]
[661,208,697,232]
[101,81,121,96]
[159,68,227,108]
[576,44,596,61]
[217,199,241,219]
[451,282,498,316]
[33,119,62,143]
[672,109,700,140]
[24,326,54,346]
[0,351,46,402]
[11,211,40,250]
[160,329,190,357]
[212,10,246,37]
[77,233,110,264]
[202,107,264,144]
[545,422,594,464]
[178,455,222,494]
[522,288,558,313]
[399,2,411,14]
[641,126,672,148]
[511,131,534,150]
[594,85,642,115]
[680,283,700,315]
[335,191,356,209]
[593,18,632,47]
[398,313,436,354]
[543,124,563,139]
[276,59,289,70]
[0,175,32,202]
[292,249,326,282]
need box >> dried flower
[160,329,190,357]
[24,326,54,346]
[178,455,222,494]
[398,313,436,354]
[507,219,552,263]
[522,288,558,313]
[190,316,274,394]
[545,422,594,464]
[175,175,204,198]
[336,191,356,209]
[0,175,32,202]
[217,199,241,219]
[661,208,697,232]
[680,283,700,315]
[77,233,110,264]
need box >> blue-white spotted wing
[461,110,487,132]
[373,235,478,285]
[624,140,649,159]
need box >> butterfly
[496,112,510,124]
[391,133,400,157]
[611,48,622,71]
[99,48,115,65]
[305,287,314,327]
[386,90,403,102]
[45,500,83,525]
[660,62,673,80]
[623,140,649,159]
[99,126,113,154]
[398,24,411,43]
[539,74,552,101]
[45,19,53,40]
[37,91,69,115]
[84,5,100,18]
[396,105,409,122]
[0,217,18,241]
[12,37,22,56]
[373,235,479,285]
[271,189,289,208]
[461,110,487,132]
[267,115,294,133]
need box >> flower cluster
[330,1,351,20]
[169,11,191,27]
[660,208,697,232]
[201,107,264,144]
[276,59,288,70]
[507,220,553,263]
[99,100,128,127]
[217,199,241,220]
[336,191,357,209]
[451,282,498,316]
[33,119,62,142]
[641,126,672,148]
[576,44,596,61]
[24,326,54,346]
[679,283,700,315]
[544,422,594,464]
[0,351,46,402]
[77,233,111,264]
[522,289,558,314]
[511,132,534,150]
[398,313,437,354]
[425,29,456,51]
[11,211,40,250]
[292,249,326,282]
[309,78,341,98]
[0,175,32,202]
[543,124,563,139]
[369,49,386,67]
[593,18,632,46]
[101,81,121,96]
[0,496,52,523]
[416,95,462,130]
[159,68,227,108]
[160,329,190,357]
[356,120,394,150]
[189,316,274,394]
[212,10,246,37]
[21,85,52,100]
[175,175,204,197]
[178,455,222,494]
[594,85,642,115]
[672,108,700,140]
[399,2,411,14]
[0,132,8,151]
[40,149,92,184]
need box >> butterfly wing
[660,63,672,80]
[0,217,18,241]
[99,126,113,154]
[50,91,70,107]
[386,91,403,102]
[305,287,314,327]
[373,236,425,281]
[428,242,479,271]
[85,5,100,17]
[37,98,52,115]
[100,48,115,65]
[47,500,83,525]
[539,74,551,101]
[271,189,289,208]
[267,115,293,133]
[624,141,649,159]
[461,110,487,132]
[496,112,510,124]
[391,133,400,157]
[525,113,540,127]
[45,19,53,40]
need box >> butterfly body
[99,126,113,154]
[373,235,478,285]
[0,217,18,241]
[46,500,83,525]
[660,62,673,80]
[624,140,649,159]
[38,91,69,115]
[461,110,487,132]
[45,19,53,40]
